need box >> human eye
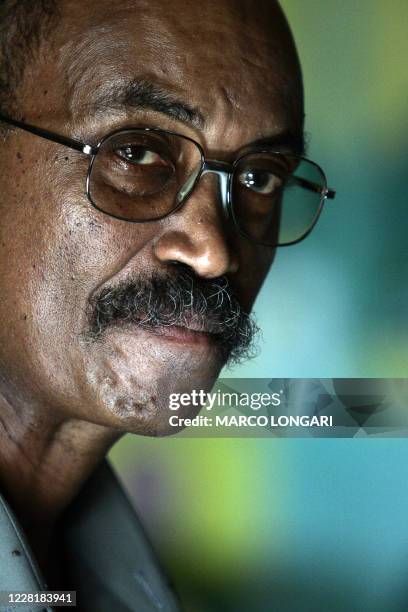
[99,132,178,197]
[237,169,283,195]
[115,145,171,168]
[103,130,179,172]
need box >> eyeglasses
[0,114,335,247]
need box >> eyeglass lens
[89,129,327,246]
[89,130,203,221]
[232,153,326,245]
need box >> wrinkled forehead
[51,0,303,147]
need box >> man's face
[0,0,302,435]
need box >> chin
[79,326,225,435]
[93,374,215,437]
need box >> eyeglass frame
[0,113,336,247]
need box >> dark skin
[0,0,303,582]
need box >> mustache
[87,268,259,365]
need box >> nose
[153,173,239,278]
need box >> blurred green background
[110,2,408,610]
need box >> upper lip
[162,321,218,335]
[138,315,219,335]
[181,321,216,334]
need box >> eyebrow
[89,78,205,129]
[87,78,305,155]
[249,130,306,156]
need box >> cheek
[0,152,159,408]
[232,240,276,311]
[21,202,157,377]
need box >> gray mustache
[88,269,259,365]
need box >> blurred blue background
[110,2,408,610]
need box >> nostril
[167,261,197,276]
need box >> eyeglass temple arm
[0,114,337,201]
[0,114,97,155]
[293,174,336,199]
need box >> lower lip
[153,325,215,346]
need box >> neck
[0,394,120,528]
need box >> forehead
[45,0,302,148]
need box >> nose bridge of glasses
[200,160,232,212]
[176,159,232,216]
